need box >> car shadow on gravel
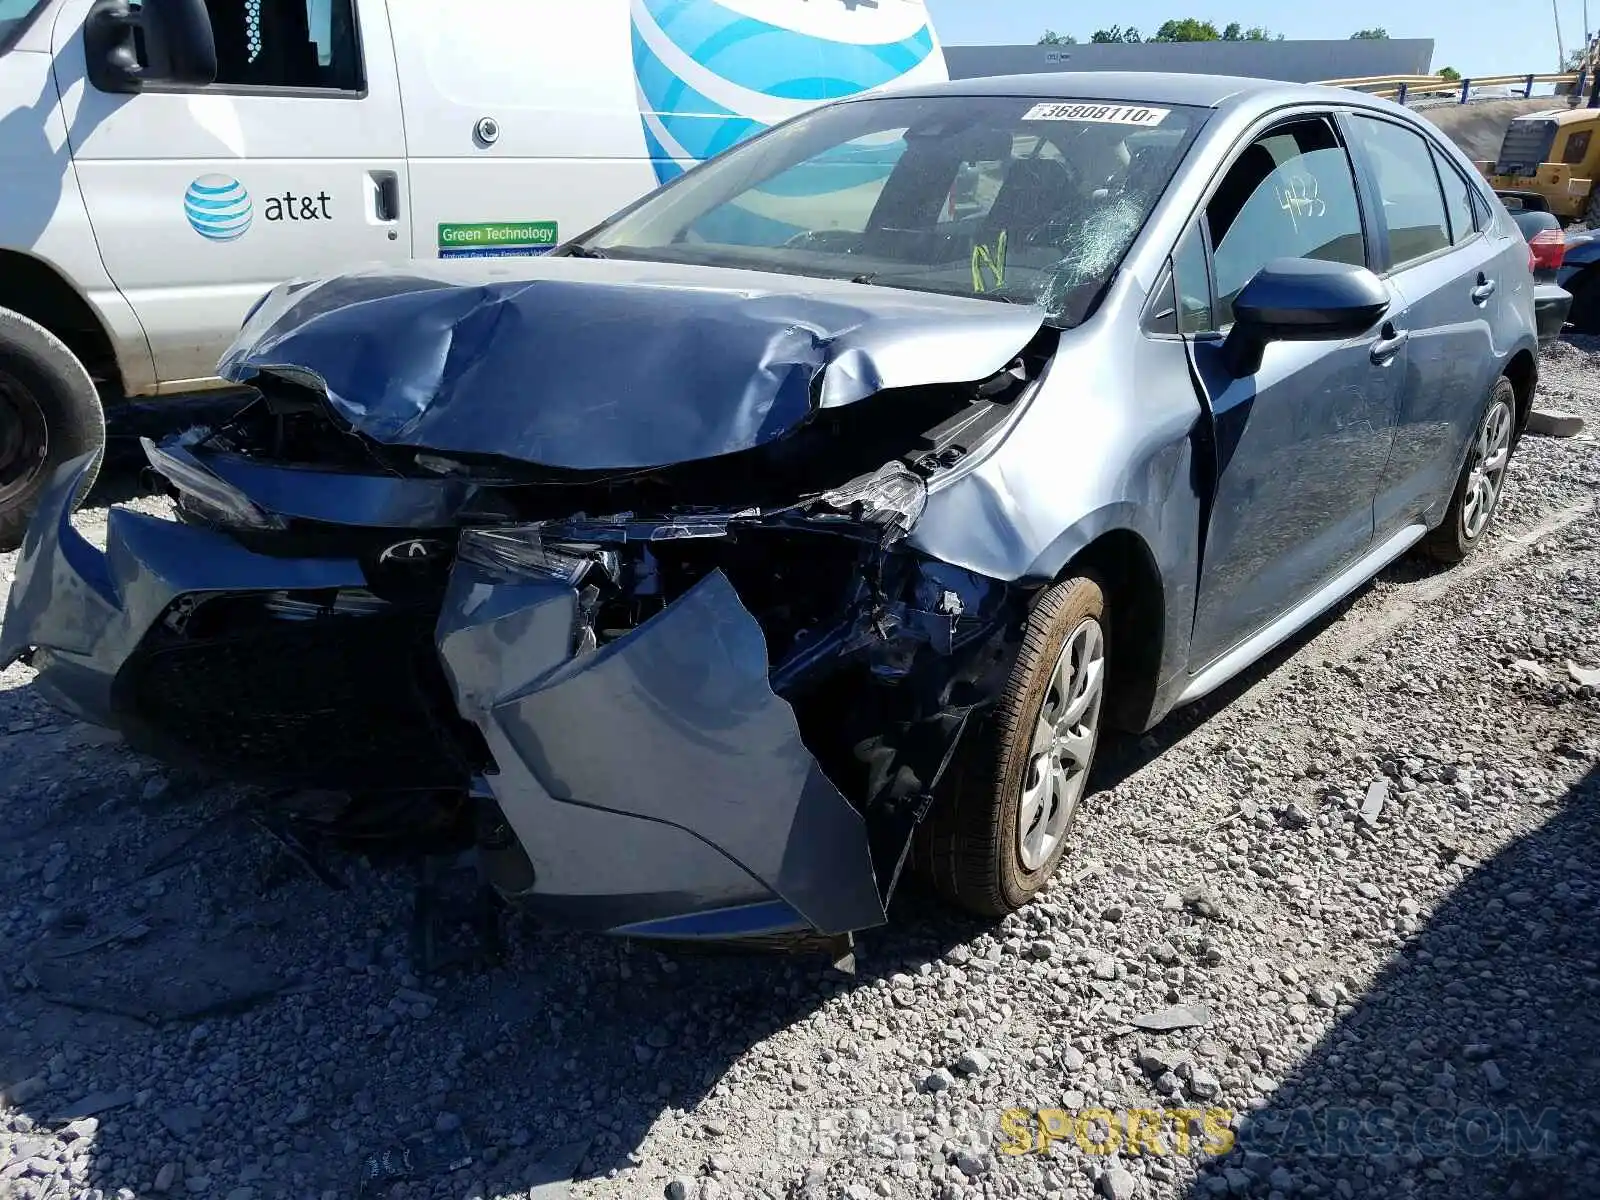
[1180,760,1600,1200]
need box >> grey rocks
[953,1048,991,1076]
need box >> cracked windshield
[582,94,1204,324]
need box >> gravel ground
[2,343,1598,1200]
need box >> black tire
[1566,264,1600,334]
[0,308,105,553]
[1421,376,1517,565]
[917,573,1108,917]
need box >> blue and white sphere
[184,174,253,242]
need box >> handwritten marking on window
[972,230,1008,293]
[1274,174,1326,233]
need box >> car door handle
[1370,325,1408,365]
[1471,276,1497,303]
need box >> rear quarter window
[1432,148,1479,245]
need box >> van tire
[0,308,105,553]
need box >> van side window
[1350,116,1451,268]
[1205,118,1366,327]
[218,0,361,89]
[139,0,363,91]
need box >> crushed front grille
[114,607,480,790]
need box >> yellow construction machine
[1476,106,1600,223]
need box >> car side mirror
[83,0,217,95]
[1221,258,1390,377]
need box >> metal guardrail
[1316,70,1600,108]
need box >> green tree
[1091,25,1142,43]
[1222,23,1275,40]
[1037,30,1077,45]
[1438,65,1461,81]
[1150,18,1221,41]
[1350,27,1390,39]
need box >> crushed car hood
[219,257,1045,471]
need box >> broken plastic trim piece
[533,511,757,542]
[140,438,287,531]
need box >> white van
[0,0,947,546]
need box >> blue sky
[924,0,1588,76]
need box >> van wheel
[0,309,105,553]
[917,574,1108,916]
[1422,376,1516,565]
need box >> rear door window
[1351,116,1452,268]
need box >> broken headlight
[457,526,599,586]
[806,463,928,537]
[459,511,748,585]
[141,438,287,531]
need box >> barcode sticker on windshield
[1022,103,1171,126]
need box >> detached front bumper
[0,456,886,939]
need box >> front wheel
[917,573,1109,916]
[1422,376,1516,565]
[0,309,106,552]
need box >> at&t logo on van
[184,174,254,241]
[630,0,942,184]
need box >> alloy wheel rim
[0,375,49,504]
[1018,617,1105,872]
[1461,398,1512,542]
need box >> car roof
[881,71,1360,111]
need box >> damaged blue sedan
[1,74,1540,943]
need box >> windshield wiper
[562,244,608,259]
[850,271,1031,305]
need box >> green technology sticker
[437,221,558,259]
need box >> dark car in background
[1497,190,1575,341]
[1559,222,1600,333]
[2,75,1546,947]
